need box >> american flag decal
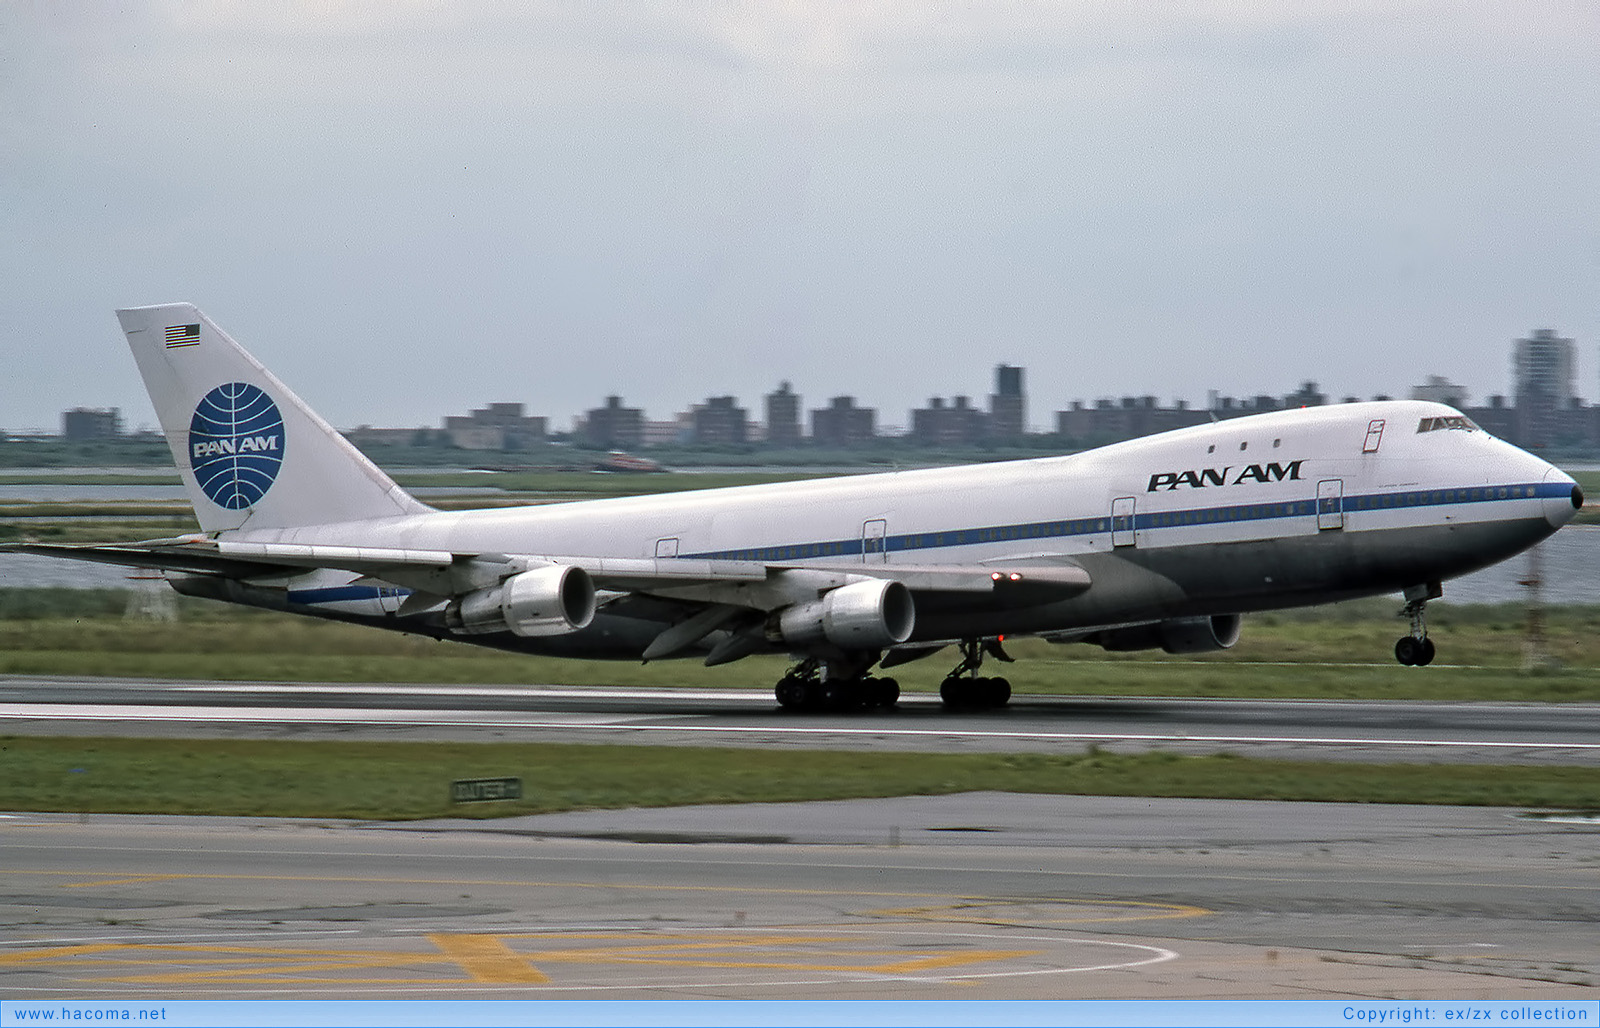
[165,324,201,348]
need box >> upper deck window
[1416,415,1479,433]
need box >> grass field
[3,589,1597,819]
[1,737,1595,820]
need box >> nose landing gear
[1394,583,1441,666]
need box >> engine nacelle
[1095,614,1242,654]
[768,578,916,651]
[445,565,596,638]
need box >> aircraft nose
[1543,466,1583,528]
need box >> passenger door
[1112,497,1137,548]
[862,519,888,563]
[1317,479,1344,531]
[1362,419,1385,454]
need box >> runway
[4,677,1598,998]
[3,795,1597,999]
[2,674,1598,764]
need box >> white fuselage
[218,400,1576,656]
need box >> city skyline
[32,329,1592,451]
[10,320,1596,439]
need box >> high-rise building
[810,396,876,447]
[61,407,122,440]
[583,396,645,449]
[912,396,986,446]
[1283,381,1326,408]
[988,364,1025,438]
[1515,329,1576,408]
[691,396,748,444]
[443,402,546,450]
[1514,329,1577,449]
[1410,375,1468,408]
[765,382,802,447]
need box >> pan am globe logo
[189,382,286,509]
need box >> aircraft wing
[5,538,1092,604]
[3,540,302,579]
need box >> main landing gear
[772,636,1018,713]
[774,657,900,712]
[1394,583,1441,666]
[939,637,1014,711]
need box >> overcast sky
[4,2,1597,435]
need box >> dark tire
[939,677,966,710]
[1395,636,1421,666]
[775,678,804,709]
[987,676,1012,707]
[1416,638,1436,666]
[873,676,901,709]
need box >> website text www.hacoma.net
[10,1009,167,1022]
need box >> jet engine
[445,565,596,638]
[768,578,916,650]
[1093,613,1242,654]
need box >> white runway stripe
[3,702,1598,750]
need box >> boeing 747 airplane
[10,305,1583,710]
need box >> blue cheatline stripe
[682,480,1563,563]
[287,585,410,605]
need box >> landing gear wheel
[939,638,1015,711]
[940,675,1010,710]
[1394,585,1440,667]
[776,676,826,711]
[775,678,804,709]
[820,680,855,711]
[775,659,826,711]
[870,676,901,709]
[1395,636,1436,666]
[1397,636,1441,666]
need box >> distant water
[4,527,1596,605]
[0,484,193,501]
[1445,526,1600,605]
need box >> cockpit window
[1416,415,1479,433]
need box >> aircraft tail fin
[116,303,431,534]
